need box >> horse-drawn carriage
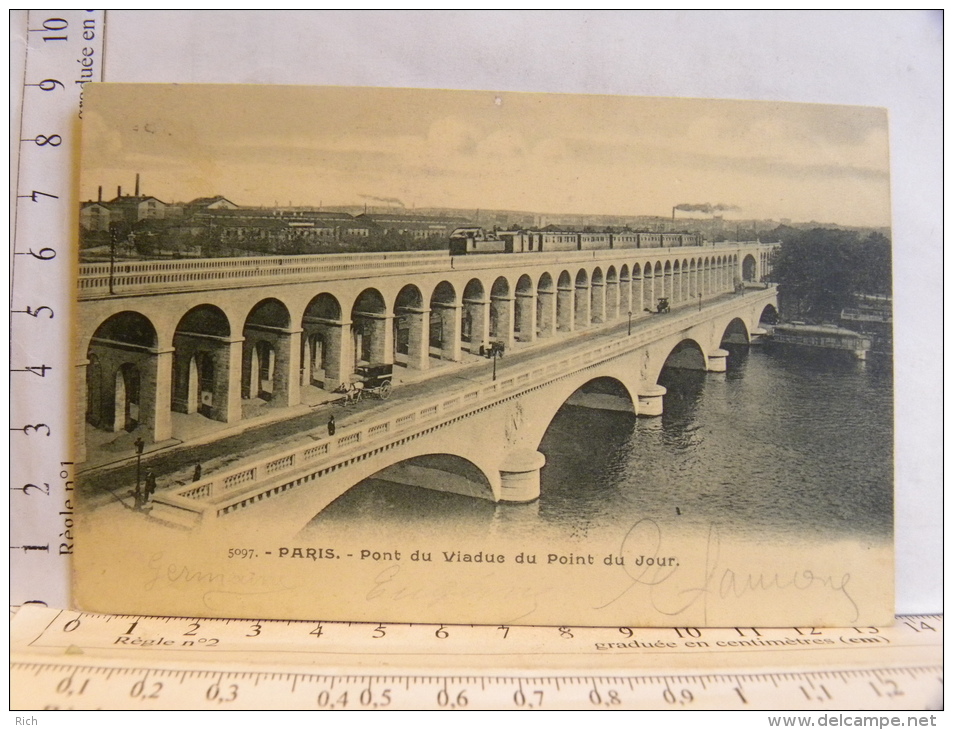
[644,297,670,314]
[336,363,393,405]
[480,341,506,358]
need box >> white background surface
[53,10,952,613]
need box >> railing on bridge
[79,242,774,299]
[78,250,449,298]
[150,287,778,529]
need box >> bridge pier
[464,296,489,355]
[590,281,605,324]
[536,289,555,338]
[498,449,546,503]
[556,285,573,332]
[574,283,590,328]
[149,348,174,442]
[637,383,666,417]
[706,348,729,373]
[307,319,349,390]
[618,274,630,319]
[491,294,515,349]
[642,272,654,312]
[221,337,244,422]
[515,291,536,343]
[273,328,301,407]
[355,312,393,367]
[432,302,461,362]
[605,279,619,320]
[402,307,430,370]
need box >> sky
[81,84,892,227]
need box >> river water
[305,345,893,548]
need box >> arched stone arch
[429,281,460,362]
[462,278,487,354]
[490,276,514,347]
[574,268,590,328]
[590,267,605,324]
[242,297,298,409]
[660,339,707,374]
[513,274,536,343]
[743,253,758,282]
[302,292,346,391]
[536,272,556,338]
[84,311,167,444]
[394,284,428,370]
[759,303,779,325]
[344,453,498,507]
[172,304,236,423]
[721,317,750,346]
[515,372,640,458]
[351,288,390,370]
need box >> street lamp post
[697,293,703,311]
[491,347,500,381]
[627,310,632,336]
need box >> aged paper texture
[73,84,893,626]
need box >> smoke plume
[360,194,405,208]
[674,203,741,215]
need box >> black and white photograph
[73,83,894,627]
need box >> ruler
[11,607,943,710]
[9,10,105,608]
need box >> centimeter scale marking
[9,10,105,608]
[11,609,943,709]
[11,663,942,711]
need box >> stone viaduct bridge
[77,242,777,533]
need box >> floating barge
[767,323,872,360]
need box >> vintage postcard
[73,84,894,626]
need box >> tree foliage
[770,227,892,321]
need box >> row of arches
[81,254,763,454]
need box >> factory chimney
[135,173,140,197]
[117,186,122,198]
[97,186,102,202]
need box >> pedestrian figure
[192,463,203,482]
[143,470,157,507]
[328,415,336,436]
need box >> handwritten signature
[144,552,295,608]
[596,519,858,622]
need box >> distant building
[79,202,112,232]
[357,213,471,239]
[186,195,240,211]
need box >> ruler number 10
[29,17,68,42]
